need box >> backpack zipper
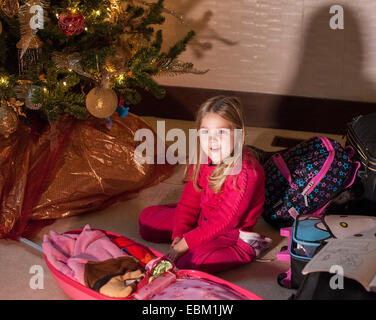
[301,181,314,206]
[301,136,335,207]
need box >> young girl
[138,96,271,274]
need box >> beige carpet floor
[0,116,344,300]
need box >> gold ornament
[0,0,19,18]
[0,101,19,138]
[86,87,118,118]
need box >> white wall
[156,0,376,103]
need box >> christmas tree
[0,0,207,135]
[0,0,208,239]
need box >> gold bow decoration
[1,98,27,118]
[0,0,19,18]
[0,99,19,138]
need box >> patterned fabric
[263,137,359,229]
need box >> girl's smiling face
[199,112,234,164]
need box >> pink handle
[345,161,361,189]
[273,153,293,187]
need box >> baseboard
[133,85,376,134]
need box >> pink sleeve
[171,165,202,240]
[183,167,264,249]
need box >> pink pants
[138,203,256,274]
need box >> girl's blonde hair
[184,96,250,194]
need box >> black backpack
[291,271,376,300]
[346,112,376,202]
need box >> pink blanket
[42,225,126,284]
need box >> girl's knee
[138,205,174,243]
[139,205,157,222]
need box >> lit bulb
[96,10,100,16]
[43,87,48,93]
[0,77,8,85]
[63,81,67,86]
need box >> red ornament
[58,9,85,36]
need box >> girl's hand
[171,237,182,248]
[166,238,189,262]
[173,238,188,253]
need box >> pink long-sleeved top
[172,148,265,249]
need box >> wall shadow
[161,0,238,59]
[275,6,376,133]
